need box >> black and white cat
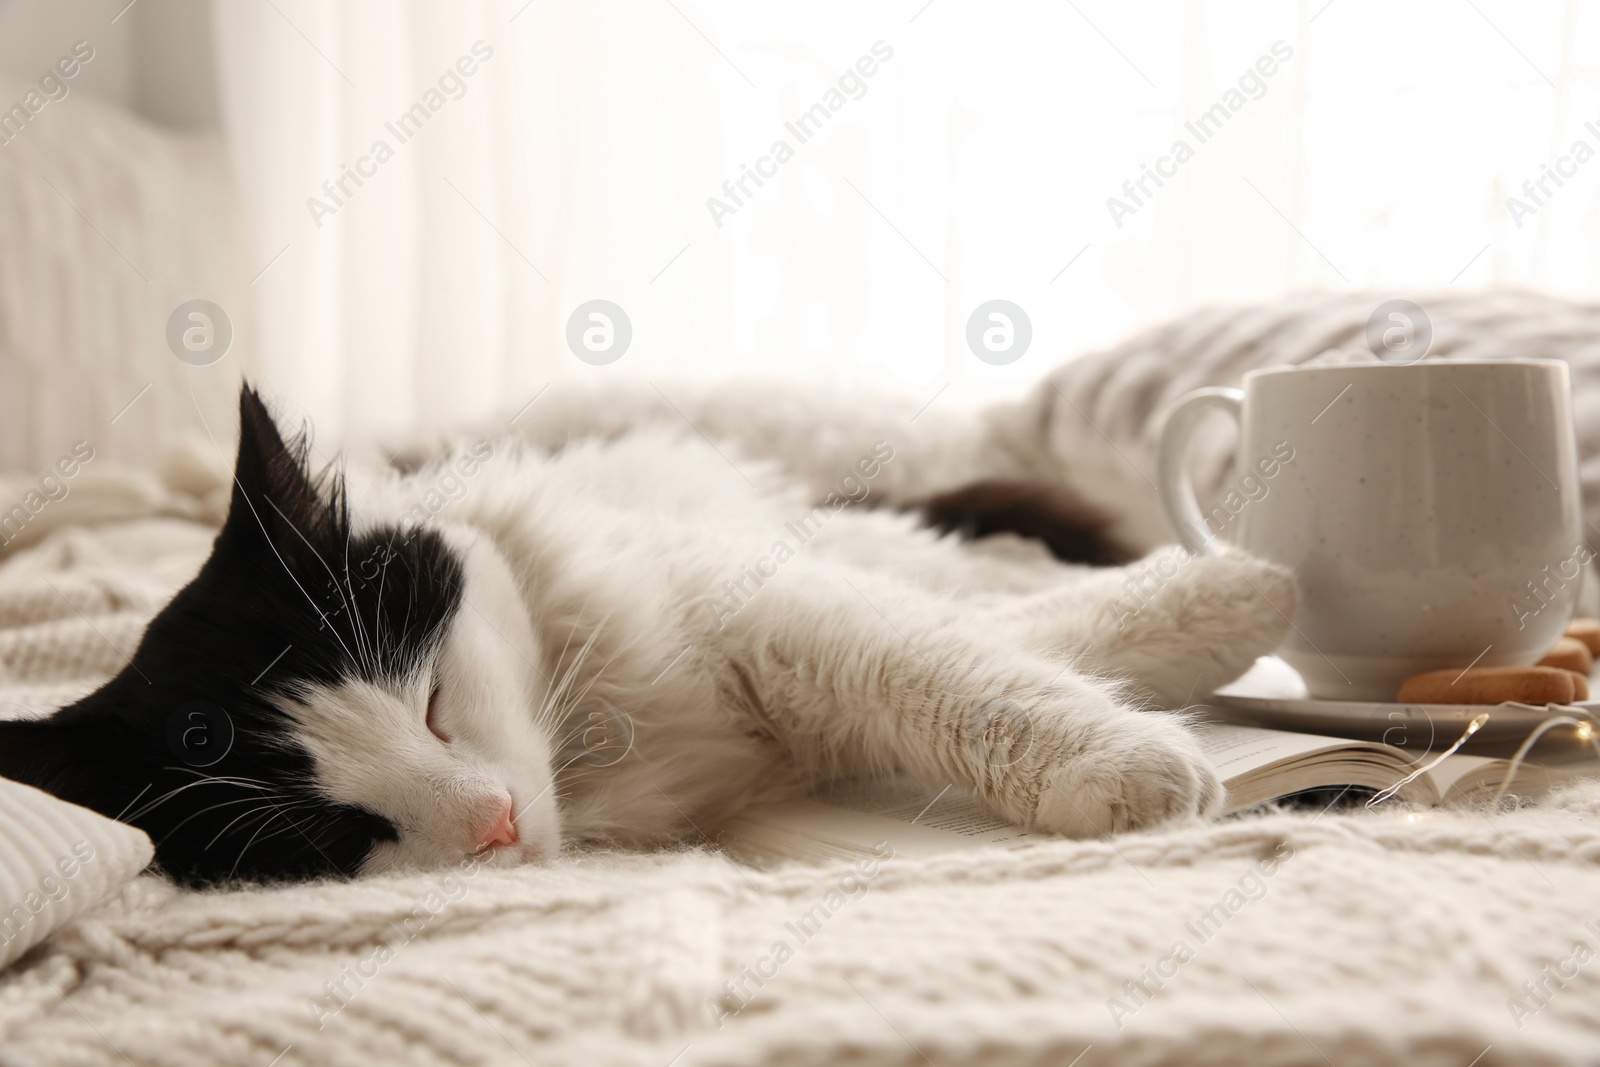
[0,386,1293,885]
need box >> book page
[1195,721,1358,776]
[1197,722,1440,807]
[1423,753,1583,804]
[1422,754,1501,798]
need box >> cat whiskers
[248,495,366,671]
[540,629,661,799]
[226,806,296,881]
[205,797,319,852]
[487,595,580,724]
[162,767,275,789]
[529,633,594,739]
[546,600,593,699]
[225,799,340,881]
[154,791,289,845]
[327,454,381,676]
[127,773,275,823]
[550,629,643,746]
[398,549,418,664]
[374,537,396,666]
[533,613,613,736]
[231,481,366,674]
[263,471,388,680]
[340,516,377,675]
[515,704,642,824]
[513,750,593,823]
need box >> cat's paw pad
[1029,716,1223,836]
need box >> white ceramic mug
[1156,360,1584,701]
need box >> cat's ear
[223,384,345,552]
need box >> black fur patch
[918,479,1137,566]
[0,387,464,886]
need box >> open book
[717,722,1592,867]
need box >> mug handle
[1156,387,1244,557]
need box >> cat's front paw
[1108,549,1297,706]
[1029,713,1223,836]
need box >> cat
[0,385,1294,886]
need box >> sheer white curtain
[211,0,547,447]
[211,0,1600,444]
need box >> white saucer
[1207,657,1598,752]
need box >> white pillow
[0,775,153,970]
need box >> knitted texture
[0,776,152,971]
[0,474,1598,1064]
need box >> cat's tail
[913,479,1138,566]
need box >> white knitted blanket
[1,465,1599,1066]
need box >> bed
[1,466,1598,1067]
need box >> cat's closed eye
[426,682,451,743]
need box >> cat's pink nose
[476,797,519,851]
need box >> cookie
[1397,665,1577,706]
[1565,617,1600,655]
[1539,636,1594,675]
[1570,671,1591,701]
